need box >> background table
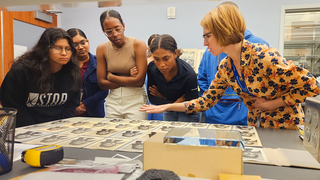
[2,128,320,180]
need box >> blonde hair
[200,2,246,46]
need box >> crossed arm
[96,39,147,90]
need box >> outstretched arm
[140,103,185,114]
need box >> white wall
[14,20,45,51]
[60,0,320,54]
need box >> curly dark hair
[13,27,80,93]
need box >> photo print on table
[153,125,175,132]
[185,122,210,129]
[58,136,104,148]
[116,139,146,153]
[64,121,93,127]
[110,130,147,139]
[107,123,135,130]
[18,123,50,130]
[62,127,94,135]
[243,135,262,147]
[43,119,71,126]
[144,120,168,126]
[239,130,256,138]
[243,147,268,163]
[14,129,53,143]
[130,124,157,131]
[37,125,73,133]
[106,118,128,124]
[24,133,76,145]
[36,117,89,128]
[127,119,148,125]
[91,122,111,128]
[233,126,262,147]
[208,124,232,130]
[167,121,189,127]
[19,118,84,130]
[139,132,157,140]
[233,125,255,131]
[84,138,131,151]
[84,128,119,137]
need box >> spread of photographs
[18,117,263,153]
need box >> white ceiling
[0,0,215,11]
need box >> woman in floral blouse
[140,2,320,130]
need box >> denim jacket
[82,52,108,117]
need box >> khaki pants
[105,86,147,120]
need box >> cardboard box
[219,174,262,180]
[143,132,243,180]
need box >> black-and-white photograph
[25,133,77,145]
[84,138,131,151]
[14,129,52,143]
[58,136,103,148]
[185,122,210,129]
[208,124,232,130]
[37,125,74,133]
[243,147,268,163]
[109,130,147,139]
[180,49,198,70]
[85,128,119,137]
[153,125,175,132]
[116,139,145,152]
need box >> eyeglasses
[104,27,123,37]
[203,32,212,42]
[74,39,88,48]
[50,45,73,54]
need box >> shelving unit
[284,39,320,76]
[283,12,320,77]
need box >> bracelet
[106,73,110,80]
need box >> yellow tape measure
[21,145,64,167]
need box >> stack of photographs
[233,125,262,147]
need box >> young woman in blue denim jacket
[67,28,108,117]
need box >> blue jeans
[163,111,200,122]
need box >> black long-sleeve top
[1,62,80,127]
[147,58,199,105]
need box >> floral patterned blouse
[186,40,320,130]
